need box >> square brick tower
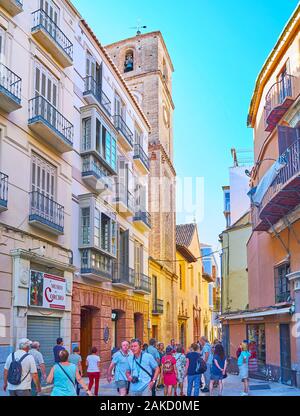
[105,32,176,273]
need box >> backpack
[195,356,207,374]
[7,352,30,386]
[163,357,175,374]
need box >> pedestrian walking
[147,338,161,396]
[210,343,227,396]
[174,345,188,396]
[47,350,92,396]
[3,338,41,396]
[167,339,177,354]
[29,341,47,396]
[69,346,83,396]
[157,342,165,389]
[142,343,149,352]
[107,341,131,396]
[238,342,251,396]
[53,337,65,364]
[126,339,160,396]
[200,336,213,393]
[161,346,178,396]
[86,347,101,396]
[186,343,202,397]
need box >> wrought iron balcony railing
[113,115,133,148]
[29,191,64,234]
[29,96,74,147]
[112,262,135,288]
[0,172,8,209]
[275,291,291,304]
[0,63,22,105]
[83,76,111,115]
[32,9,73,61]
[133,210,151,229]
[133,144,149,171]
[252,137,300,231]
[134,273,151,294]
[152,298,164,315]
[264,74,295,131]
[82,155,113,190]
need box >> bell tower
[106,31,176,273]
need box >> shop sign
[29,270,66,310]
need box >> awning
[220,307,291,321]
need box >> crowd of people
[2,336,252,397]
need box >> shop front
[72,282,149,375]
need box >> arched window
[124,50,134,73]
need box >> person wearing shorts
[237,342,251,396]
[210,344,227,396]
[107,341,131,396]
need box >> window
[81,207,90,245]
[179,265,183,290]
[124,50,134,73]
[134,126,142,145]
[40,0,59,24]
[274,263,290,303]
[0,28,5,63]
[114,94,125,119]
[82,118,91,151]
[277,62,292,103]
[152,276,158,302]
[101,213,111,252]
[134,241,143,275]
[224,191,230,212]
[34,62,58,108]
[31,153,56,198]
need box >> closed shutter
[86,52,96,79]
[278,126,300,155]
[0,28,5,63]
[27,316,61,374]
[31,153,56,198]
[35,62,58,108]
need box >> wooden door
[80,308,93,375]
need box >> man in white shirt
[29,341,47,396]
[3,338,41,396]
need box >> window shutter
[278,126,300,155]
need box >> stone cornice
[10,249,76,272]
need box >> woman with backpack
[161,346,178,396]
[209,343,227,396]
[238,342,251,396]
[174,345,187,396]
[47,350,93,396]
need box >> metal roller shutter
[27,316,61,374]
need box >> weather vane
[129,19,147,36]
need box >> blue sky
[72,0,298,250]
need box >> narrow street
[74,375,300,397]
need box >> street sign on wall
[29,270,66,310]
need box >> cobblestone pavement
[79,374,300,397]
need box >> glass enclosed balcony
[31,9,73,68]
[134,273,151,295]
[112,262,135,289]
[28,96,73,153]
[113,183,135,217]
[0,0,23,16]
[29,191,64,235]
[133,210,151,232]
[83,77,111,116]
[0,63,22,113]
[0,172,8,212]
[80,249,113,282]
[82,155,113,195]
[133,144,150,174]
[113,115,133,151]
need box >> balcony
[252,138,300,231]
[0,63,22,113]
[28,96,73,153]
[80,249,113,282]
[0,0,23,16]
[31,9,73,68]
[82,155,113,195]
[133,144,150,174]
[29,191,64,235]
[112,263,135,289]
[113,183,135,217]
[0,172,8,212]
[264,74,295,133]
[133,210,151,232]
[152,299,164,315]
[134,273,151,295]
[113,115,133,151]
[83,77,111,116]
